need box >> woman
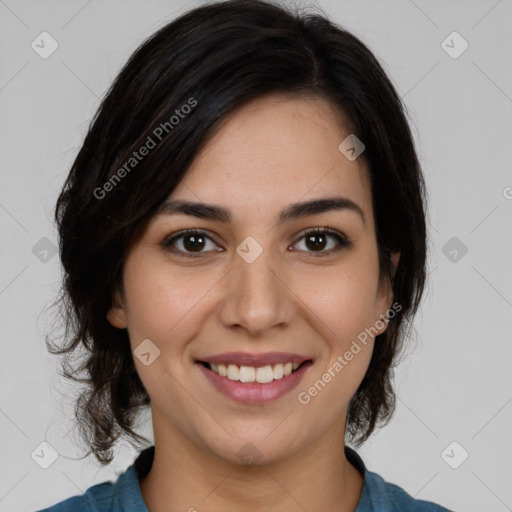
[38,0,452,510]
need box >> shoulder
[35,482,112,512]
[364,469,453,511]
[345,446,453,512]
[34,467,134,512]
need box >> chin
[204,433,300,467]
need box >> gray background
[1,0,511,511]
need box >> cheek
[121,254,227,365]
[121,254,196,344]
[303,259,381,339]
[295,268,377,421]
[121,263,208,401]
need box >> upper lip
[196,351,313,367]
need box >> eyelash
[161,227,354,259]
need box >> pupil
[306,233,326,251]
[184,234,205,251]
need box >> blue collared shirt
[36,445,453,511]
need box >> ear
[106,288,128,329]
[390,252,400,280]
[375,251,400,334]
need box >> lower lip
[196,362,313,404]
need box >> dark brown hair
[47,0,428,465]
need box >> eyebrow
[156,196,366,227]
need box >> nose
[218,243,296,337]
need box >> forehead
[160,94,373,228]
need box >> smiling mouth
[198,360,312,384]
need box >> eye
[162,229,220,257]
[291,227,353,257]
[162,227,353,258]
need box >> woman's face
[108,94,396,465]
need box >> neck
[139,408,364,512]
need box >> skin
[107,94,399,512]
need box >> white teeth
[207,361,306,383]
[256,365,274,383]
[239,366,255,382]
[227,364,240,380]
[273,363,284,380]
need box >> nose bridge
[221,238,293,334]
